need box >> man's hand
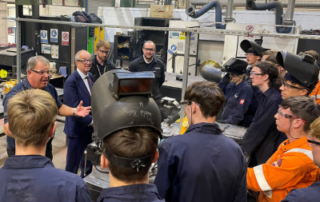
[75,101,91,117]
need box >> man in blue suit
[64,50,95,178]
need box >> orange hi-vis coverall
[247,136,319,202]
[309,75,320,104]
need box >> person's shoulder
[5,82,24,99]
[49,168,87,187]
[159,135,188,151]
[283,182,320,202]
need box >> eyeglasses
[250,71,263,76]
[282,80,306,90]
[307,136,320,147]
[98,49,110,55]
[30,69,52,76]
[180,101,201,107]
[277,109,306,123]
[143,48,155,52]
[77,59,92,64]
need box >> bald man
[64,50,94,178]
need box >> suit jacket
[64,70,94,138]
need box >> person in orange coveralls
[247,96,320,202]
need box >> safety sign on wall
[50,29,58,43]
[40,30,48,44]
[61,31,69,46]
[51,45,59,59]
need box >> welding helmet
[276,51,319,88]
[92,69,162,141]
[221,58,248,75]
[240,39,269,57]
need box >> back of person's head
[102,127,158,183]
[7,89,58,147]
[96,40,111,50]
[265,53,279,64]
[280,96,319,132]
[304,50,319,62]
[254,61,282,90]
[184,81,225,118]
[263,50,278,57]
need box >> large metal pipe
[246,0,292,33]
[225,0,235,23]
[192,1,320,8]
[284,0,295,23]
[186,1,226,29]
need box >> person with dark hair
[265,53,286,77]
[277,51,318,100]
[242,62,282,167]
[247,96,319,202]
[98,127,163,202]
[218,58,253,125]
[155,81,247,202]
[92,70,164,202]
[0,89,91,202]
[282,116,320,202]
[240,39,269,127]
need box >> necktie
[85,76,93,95]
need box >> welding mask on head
[221,58,248,75]
[276,51,319,88]
[91,69,162,171]
[240,39,269,57]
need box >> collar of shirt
[77,68,88,79]
[185,122,223,135]
[2,155,54,169]
[280,136,309,152]
[97,184,161,201]
[143,55,154,64]
[95,55,109,68]
[138,55,158,64]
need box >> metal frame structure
[5,17,320,131]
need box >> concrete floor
[0,121,69,171]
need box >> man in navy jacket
[64,50,95,177]
[154,81,247,202]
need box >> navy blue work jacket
[154,123,247,202]
[0,155,91,202]
[97,184,165,202]
[281,181,320,202]
[3,78,63,150]
[220,80,253,125]
[241,87,282,167]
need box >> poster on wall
[51,45,59,59]
[41,44,51,54]
[50,29,58,43]
[40,30,48,43]
[61,31,69,46]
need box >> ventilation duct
[186,1,226,29]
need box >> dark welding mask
[221,58,248,75]
[276,51,319,88]
[240,39,269,57]
[90,69,162,170]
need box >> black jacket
[89,55,117,82]
[129,56,165,102]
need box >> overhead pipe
[192,1,320,8]
[186,1,226,29]
[284,0,296,25]
[225,0,235,23]
[246,0,292,33]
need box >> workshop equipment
[3,79,17,94]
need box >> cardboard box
[150,5,173,18]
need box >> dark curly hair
[254,61,282,90]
